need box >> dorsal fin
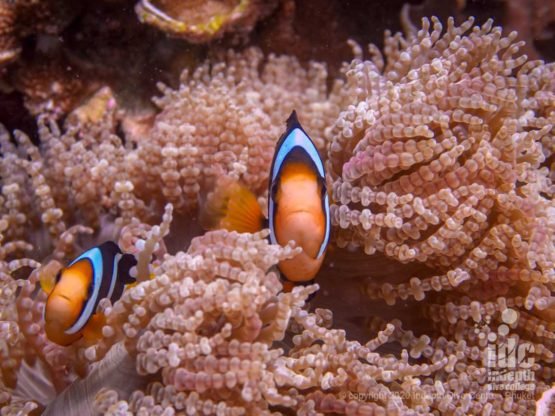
[286,110,301,131]
[275,110,304,151]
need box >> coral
[0,1,19,67]
[11,55,93,116]
[0,0,79,68]
[0,16,552,416]
[13,0,79,38]
[135,0,279,44]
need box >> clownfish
[202,111,330,291]
[40,241,137,346]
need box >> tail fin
[118,253,137,285]
[201,177,264,234]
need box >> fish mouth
[58,294,72,302]
[288,209,313,215]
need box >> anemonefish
[202,111,330,291]
[40,241,137,346]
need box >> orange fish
[203,111,330,292]
[40,241,136,346]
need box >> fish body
[41,241,137,346]
[202,111,330,289]
[268,111,330,282]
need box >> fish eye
[55,271,62,283]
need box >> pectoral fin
[39,261,63,295]
[82,312,106,343]
[202,178,264,233]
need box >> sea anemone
[0,16,553,416]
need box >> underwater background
[0,0,554,414]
